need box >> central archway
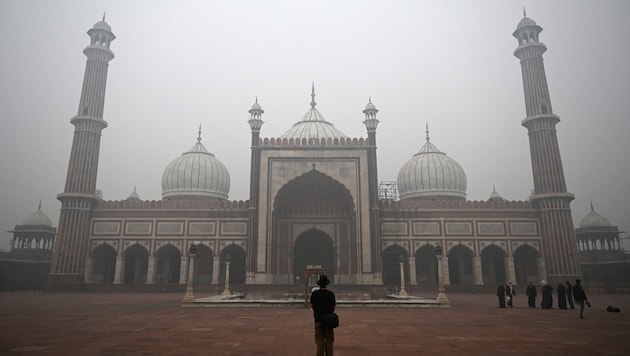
[271,169,355,282]
[294,229,335,283]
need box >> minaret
[513,13,580,280]
[247,97,264,283]
[48,17,115,290]
[363,98,381,277]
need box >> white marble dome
[397,130,467,200]
[579,204,611,228]
[161,135,230,200]
[22,205,53,226]
[280,86,347,140]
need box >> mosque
[4,14,626,293]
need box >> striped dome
[397,130,467,200]
[280,85,347,140]
[161,136,230,200]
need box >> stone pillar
[473,256,483,285]
[146,256,156,284]
[212,256,220,285]
[113,255,124,285]
[442,256,450,285]
[179,258,188,285]
[408,256,417,286]
[505,257,517,285]
[84,256,93,284]
[537,257,547,283]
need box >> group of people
[499,279,589,319]
[496,281,516,308]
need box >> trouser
[578,301,585,318]
[314,322,334,356]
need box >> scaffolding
[378,181,398,201]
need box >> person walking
[541,280,553,309]
[497,283,506,308]
[310,275,336,355]
[506,281,516,307]
[572,279,589,319]
[525,281,537,308]
[565,281,575,310]
[557,281,567,310]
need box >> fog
[1,0,629,251]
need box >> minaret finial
[197,124,202,143]
[523,7,526,18]
[493,185,497,193]
[590,201,594,211]
[425,122,430,142]
[310,82,316,108]
[38,200,42,211]
[103,11,106,21]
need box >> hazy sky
[1,0,629,251]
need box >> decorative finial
[197,124,202,143]
[492,185,497,193]
[103,11,106,21]
[133,186,137,193]
[590,201,594,211]
[310,82,316,108]
[369,96,372,103]
[523,7,526,18]
[425,122,430,142]
[255,96,258,103]
[38,200,42,211]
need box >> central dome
[397,127,467,200]
[280,85,347,140]
[161,131,230,200]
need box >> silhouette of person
[541,280,553,309]
[497,283,506,308]
[557,281,567,309]
[310,275,336,355]
[572,279,589,319]
[506,281,516,307]
[526,281,537,308]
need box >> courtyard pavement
[1,290,629,355]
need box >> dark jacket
[573,283,587,302]
[310,288,336,322]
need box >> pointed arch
[481,245,507,285]
[91,244,116,284]
[448,244,473,285]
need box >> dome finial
[103,11,106,21]
[310,82,316,108]
[38,200,42,211]
[590,200,594,211]
[493,185,497,193]
[197,124,202,143]
[425,122,431,142]
[522,7,526,18]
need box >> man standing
[497,283,506,308]
[573,279,589,319]
[526,281,537,308]
[506,281,516,307]
[310,275,336,356]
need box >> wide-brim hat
[316,275,331,286]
